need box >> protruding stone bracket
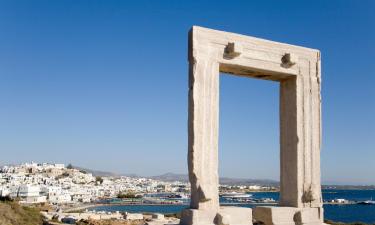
[281,53,298,68]
[225,42,243,58]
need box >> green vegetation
[117,191,141,199]
[67,163,74,169]
[96,176,104,184]
[0,198,44,225]
[55,171,70,180]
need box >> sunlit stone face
[181,26,323,225]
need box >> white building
[18,185,40,197]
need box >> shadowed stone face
[181,26,323,225]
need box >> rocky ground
[76,219,145,225]
[0,199,44,225]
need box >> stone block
[217,206,252,225]
[253,207,324,225]
[225,42,243,58]
[125,212,144,220]
[253,206,298,225]
[180,207,252,225]
[153,213,165,220]
[180,209,217,225]
[147,216,180,225]
[294,208,323,225]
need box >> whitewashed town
[0,162,276,224]
[0,162,183,205]
[0,162,273,205]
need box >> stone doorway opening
[218,73,279,185]
[180,26,323,225]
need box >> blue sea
[92,190,375,224]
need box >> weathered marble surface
[253,206,323,225]
[182,26,323,225]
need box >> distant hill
[150,172,188,182]
[73,166,119,177]
[150,173,279,186]
[74,166,139,178]
[219,177,279,186]
[4,163,373,187]
[74,167,279,186]
[322,185,375,190]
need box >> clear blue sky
[0,1,374,185]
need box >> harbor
[85,190,375,224]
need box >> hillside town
[0,162,276,224]
[0,162,271,206]
[0,162,183,205]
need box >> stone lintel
[189,26,320,81]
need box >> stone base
[146,213,180,225]
[180,207,252,225]
[294,207,324,225]
[253,206,323,225]
[180,209,217,225]
[217,206,253,225]
[146,218,180,225]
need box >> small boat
[166,193,189,200]
[259,198,276,203]
[220,192,252,199]
[357,200,375,205]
